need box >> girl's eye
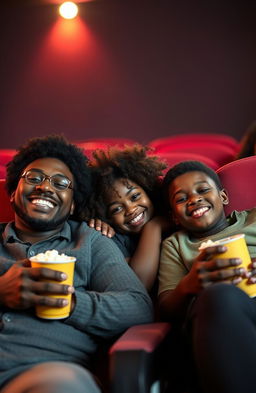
[131,193,140,201]
[110,206,122,215]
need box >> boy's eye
[175,196,187,204]
[198,187,211,194]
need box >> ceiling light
[59,2,78,20]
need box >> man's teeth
[31,199,54,208]
[130,212,143,224]
[191,207,209,218]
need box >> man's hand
[0,259,74,309]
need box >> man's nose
[35,179,54,192]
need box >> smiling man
[0,135,153,393]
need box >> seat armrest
[109,323,171,393]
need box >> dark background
[1,0,256,148]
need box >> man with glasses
[0,135,153,393]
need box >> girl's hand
[88,218,115,238]
[183,245,246,294]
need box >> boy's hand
[184,245,246,294]
[88,218,115,238]
[246,257,256,284]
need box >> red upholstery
[148,133,240,152]
[0,179,14,222]
[109,322,171,354]
[216,156,256,216]
[0,149,16,165]
[148,141,236,167]
[0,165,6,178]
[152,151,219,171]
[109,323,171,393]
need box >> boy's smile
[169,171,229,238]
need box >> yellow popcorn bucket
[30,257,76,319]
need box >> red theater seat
[152,151,219,171]
[216,156,256,216]
[148,141,235,167]
[0,149,16,165]
[0,165,6,178]
[148,133,240,152]
[0,179,14,222]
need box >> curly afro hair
[83,144,167,222]
[6,134,91,221]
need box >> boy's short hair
[6,134,91,220]
[162,160,223,206]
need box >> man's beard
[12,201,70,231]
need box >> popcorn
[198,239,220,251]
[30,249,74,262]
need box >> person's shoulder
[232,208,256,219]
[67,219,103,239]
[162,229,188,246]
[112,232,138,258]
[68,219,90,230]
[243,208,256,221]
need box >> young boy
[158,160,256,393]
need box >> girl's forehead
[105,178,137,200]
[113,178,138,188]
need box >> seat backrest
[0,179,14,222]
[0,149,16,165]
[152,151,219,171]
[148,133,240,152]
[149,141,236,167]
[216,156,256,215]
[0,165,6,178]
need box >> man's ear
[10,191,15,203]
[220,189,229,205]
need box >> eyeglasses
[21,170,73,191]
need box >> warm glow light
[59,2,78,19]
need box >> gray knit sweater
[0,220,153,387]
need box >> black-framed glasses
[21,170,73,191]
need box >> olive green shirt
[158,209,256,294]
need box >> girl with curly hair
[83,144,174,292]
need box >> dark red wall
[1,0,256,148]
